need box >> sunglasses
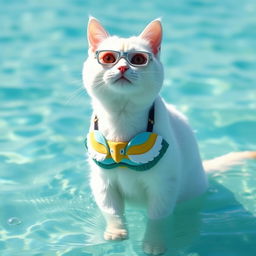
[95,50,153,67]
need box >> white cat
[82,17,256,255]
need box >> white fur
[83,18,256,255]
[83,18,207,254]
[85,97,208,217]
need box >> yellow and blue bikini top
[85,104,169,171]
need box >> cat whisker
[93,78,105,84]
[105,75,116,80]
[93,80,106,89]
[139,71,161,74]
[92,76,106,85]
[69,78,84,86]
[105,72,119,79]
[64,86,86,105]
[65,86,84,98]
[129,77,138,81]
[93,76,105,83]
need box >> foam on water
[1,0,256,255]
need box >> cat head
[83,17,164,109]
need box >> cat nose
[118,66,129,74]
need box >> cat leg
[103,212,128,240]
[143,187,177,255]
[91,178,128,240]
[143,218,168,255]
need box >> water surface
[0,0,256,255]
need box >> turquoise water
[1,0,256,255]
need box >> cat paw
[143,241,166,255]
[104,228,128,240]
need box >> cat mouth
[114,76,132,84]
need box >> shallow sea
[0,0,256,255]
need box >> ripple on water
[14,129,46,137]
[232,60,256,70]
[4,114,44,126]
[51,116,84,136]
[1,0,256,255]
[0,87,52,101]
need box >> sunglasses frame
[95,50,153,67]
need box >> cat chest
[116,170,147,204]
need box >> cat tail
[203,151,256,173]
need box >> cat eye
[95,50,152,67]
[102,52,116,64]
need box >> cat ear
[139,19,162,55]
[87,17,109,52]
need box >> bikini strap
[93,103,155,132]
[147,103,155,132]
[93,116,99,130]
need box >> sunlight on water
[0,0,256,255]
